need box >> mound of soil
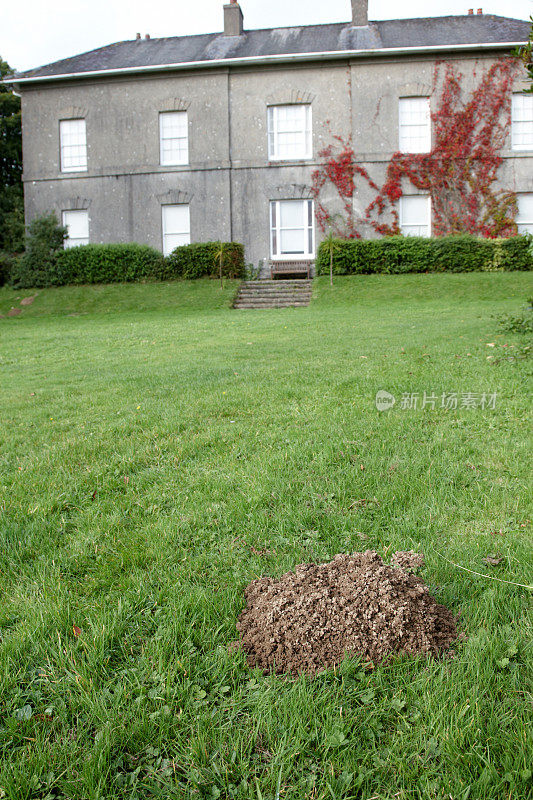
[235,551,458,675]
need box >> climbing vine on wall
[312,58,521,238]
[312,132,378,238]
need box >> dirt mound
[235,551,458,675]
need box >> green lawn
[0,274,532,800]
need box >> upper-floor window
[62,209,89,248]
[516,193,533,234]
[160,111,189,166]
[60,119,87,172]
[399,98,431,154]
[162,204,190,256]
[400,195,431,237]
[267,105,312,161]
[270,199,314,258]
[511,94,533,151]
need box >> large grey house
[8,0,532,272]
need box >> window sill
[268,158,313,165]
[271,254,315,261]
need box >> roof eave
[5,41,526,86]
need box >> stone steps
[234,279,313,310]
[236,301,311,309]
[237,292,313,300]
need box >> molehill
[234,550,458,675]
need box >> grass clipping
[234,551,458,675]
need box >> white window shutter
[400,196,431,237]
[516,193,533,234]
[512,95,533,151]
[267,104,312,161]
[162,205,191,256]
[160,111,189,166]
[399,98,431,154]
[62,210,89,248]
[60,119,87,172]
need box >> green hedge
[8,240,245,288]
[316,234,533,275]
[9,243,164,288]
[162,242,245,280]
[56,243,165,285]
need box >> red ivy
[312,133,379,238]
[312,58,521,238]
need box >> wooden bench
[270,260,313,279]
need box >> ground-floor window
[516,193,533,234]
[62,209,89,248]
[270,199,314,259]
[399,195,431,237]
[162,204,190,256]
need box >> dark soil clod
[234,550,458,675]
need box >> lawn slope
[0,273,531,800]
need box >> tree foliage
[10,212,66,288]
[0,57,23,253]
[517,18,533,92]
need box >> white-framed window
[400,195,431,237]
[162,204,190,256]
[159,111,189,166]
[511,94,533,151]
[60,119,87,172]
[270,199,315,259]
[62,209,89,248]
[399,97,431,154]
[516,193,533,234]
[267,105,312,161]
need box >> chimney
[145,33,151,40]
[468,8,473,13]
[224,1,244,36]
[477,8,482,13]
[351,0,368,26]
[135,32,141,39]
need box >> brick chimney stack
[351,0,368,26]
[224,1,244,36]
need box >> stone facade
[12,2,532,274]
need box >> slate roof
[11,14,530,82]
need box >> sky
[2,0,531,71]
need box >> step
[242,282,312,288]
[243,282,312,287]
[239,290,311,296]
[235,292,311,299]
[237,286,312,292]
[238,285,312,291]
[236,298,311,305]
[235,301,310,307]
[235,295,311,302]
[236,290,312,297]
[234,303,310,309]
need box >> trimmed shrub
[54,243,165,285]
[10,212,67,288]
[430,235,495,272]
[0,252,18,286]
[495,235,533,272]
[315,235,533,276]
[163,242,245,280]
